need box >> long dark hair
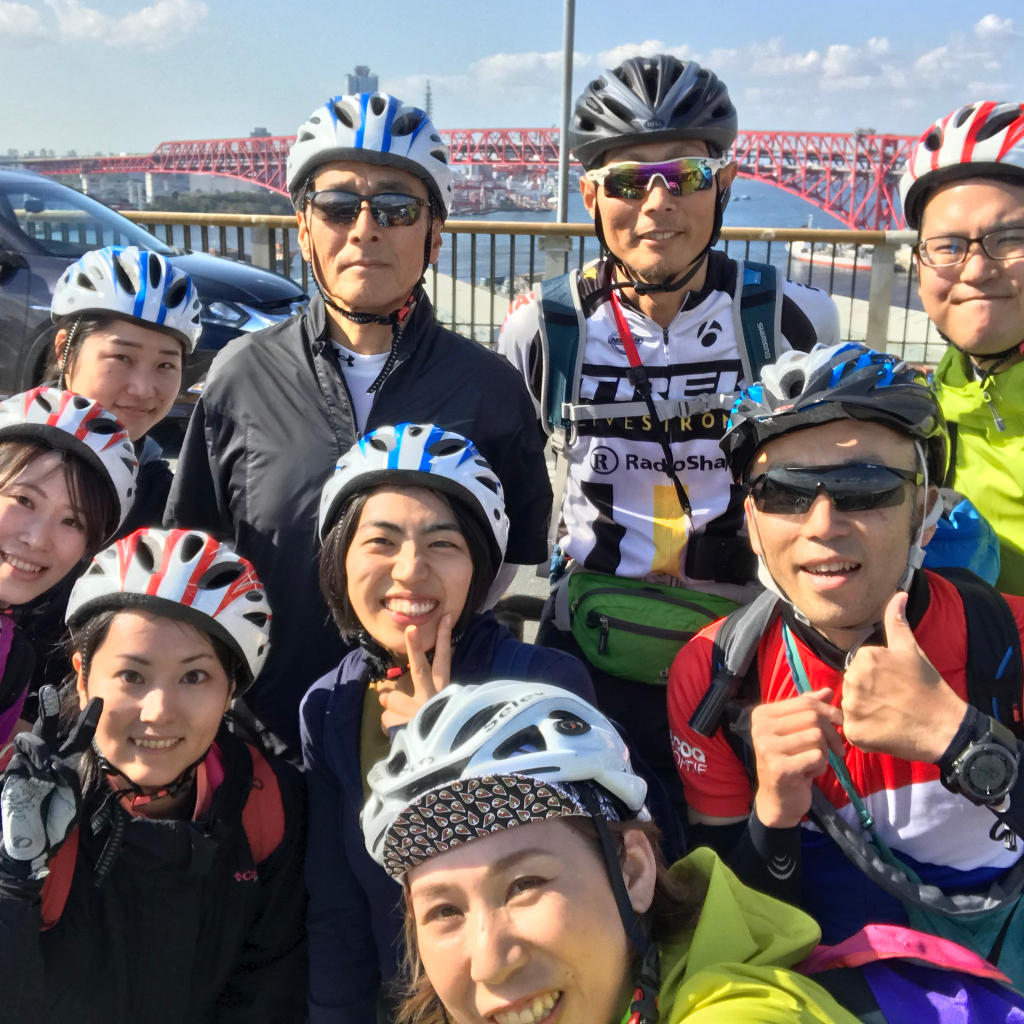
[394,817,699,1024]
[318,484,498,643]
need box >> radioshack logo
[625,453,727,472]
[672,735,707,775]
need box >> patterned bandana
[381,774,623,879]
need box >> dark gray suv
[0,167,306,425]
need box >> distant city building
[250,127,271,138]
[346,65,378,94]
[425,80,433,119]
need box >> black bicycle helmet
[569,55,737,170]
[721,343,949,484]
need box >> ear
[296,207,312,263]
[620,827,657,916]
[719,161,739,189]
[580,175,599,221]
[427,217,443,267]
[919,484,941,546]
[73,651,88,711]
[744,494,765,558]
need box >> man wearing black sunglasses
[167,93,551,756]
[499,54,838,827]
[900,101,1024,597]
[667,343,1024,981]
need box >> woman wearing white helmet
[49,245,201,533]
[301,423,594,1023]
[0,527,306,1022]
[0,386,137,741]
[359,682,861,1024]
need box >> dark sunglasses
[306,190,427,228]
[583,156,730,200]
[747,464,923,515]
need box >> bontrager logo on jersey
[625,453,727,473]
[672,734,708,775]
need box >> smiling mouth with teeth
[804,561,860,575]
[492,991,560,1024]
[384,598,439,616]
[131,737,182,750]
[2,552,44,574]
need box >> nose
[124,366,158,398]
[391,540,428,584]
[138,684,176,724]
[347,200,382,240]
[468,908,527,986]
[958,241,999,281]
[640,176,678,209]
[19,511,55,551]
[803,491,847,538]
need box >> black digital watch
[942,715,1019,806]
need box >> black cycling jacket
[166,290,552,749]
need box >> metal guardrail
[119,211,942,365]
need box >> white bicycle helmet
[0,386,138,541]
[899,101,1024,230]
[361,681,649,879]
[318,423,508,566]
[51,246,202,352]
[66,527,272,691]
[286,92,453,217]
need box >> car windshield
[0,176,176,258]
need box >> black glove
[1,686,102,881]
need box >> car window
[0,178,175,259]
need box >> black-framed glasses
[747,464,923,515]
[583,156,730,200]
[306,190,427,228]
[916,225,1024,267]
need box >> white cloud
[36,0,207,47]
[974,14,1014,40]
[0,0,43,35]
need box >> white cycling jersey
[499,251,840,601]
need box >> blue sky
[3,0,1022,154]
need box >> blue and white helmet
[51,246,201,352]
[286,92,453,217]
[318,423,508,566]
[361,681,649,878]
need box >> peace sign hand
[1,686,102,880]
[378,615,454,734]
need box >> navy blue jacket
[299,611,594,1023]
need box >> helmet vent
[430,146,449,165]
[368,436,391,452]
[417,693,451,738]
[72,394,90,409]
[332,102,354,128]
[75,272,97,291]
[977,109,1021,142]
[451,703,505,747]
[386,750,407,776]
[135,537,157,572]
[165,278,187,308]
[638,63,660,101]
[146,254,161,288]
[954,105,978,129]
[603,96,636,126]
[369,94,387,116]
[474,474,499,496]
[672,93,700,121]
[35,391,54,413]
[391,112,423,136]
[120,456,136,475]
[551,711,591,736]
[923,128,943,152]
[243,610,268,628]
[198,563,244,590]
[179,532,206,562]
[244,590,264,602]
[86,418,118,434]
[298,130,316,143]
[407,425,424,436]
[493,725,546,759]
[428,438,468,457]
[113,259,137,296]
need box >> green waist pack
[567,571,739,685]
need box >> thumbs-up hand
[842,591,966,762]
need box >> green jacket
[647,848,858,1023]
[933,348,1024,596]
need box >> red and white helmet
[51,246,202,352]
[66,528,272,691]
[0,387,137,541]
[899,101,1024,230]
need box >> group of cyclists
[0,50,1022,1024]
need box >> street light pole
[556,0,575,224]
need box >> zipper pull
[982,389,1006,432]
[597,615,610,654]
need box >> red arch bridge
[19,127,917,230]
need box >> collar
[593,249,728,318]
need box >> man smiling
[500,55,838,819]
[167,92,551,752]
[900,101,1024,595]
[668,343,1024,981]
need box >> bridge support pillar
[79,174,89,195]
[145,173,155,205]
[250,225,273,271]
[541,235,570,279]
[865,240,896,352]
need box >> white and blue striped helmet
[286,92,453,217]
[51,246,201,352]
[317,423,508,566]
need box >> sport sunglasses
[747,464,923,515]
[306,190,427,228]
[583,156,731,200]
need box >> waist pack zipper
[586,611,693,655]
[571,586,717,618]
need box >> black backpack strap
[934,566,1024,740]
[732,260,781,385]
[689,589,781,740]
[537,271,586,435]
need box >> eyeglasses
[583,156,730,200]
[306,190,427,228]
[747,464,923,515]
[916,225,1024,267]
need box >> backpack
[37,739,286,931]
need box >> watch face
[967,750,1014,797]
